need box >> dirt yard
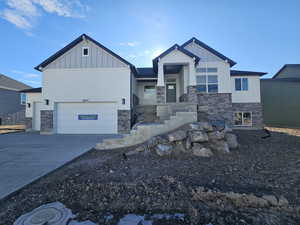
[1,128,300,225]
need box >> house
[24,34,266,134]
[0,74,31,125]
[261,64,300,128]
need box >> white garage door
[56,102,117,134]
[33,102,42,131]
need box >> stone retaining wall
[232,103,263,128]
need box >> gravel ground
[1,129,300,225]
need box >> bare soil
[1,129,300,225]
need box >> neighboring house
[261,64,300,128]
[24,34,266,134]
[0,74,31,125]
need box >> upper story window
[82,47,89,56]
[196,67,218,73]
[196,75,218,93]
[20,93,26,105]
[235,78,248,91]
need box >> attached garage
[56,102,117,134]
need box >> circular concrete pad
[14,202,75,225]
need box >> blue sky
[1,0,300,87]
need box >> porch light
[122,98,126,105]
[27,103,31,108]
[45,99,49,105]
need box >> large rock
[225,133,239,149]
[13,202,75,225]
[210,140,230,153]
[69,220,98,225]
[262,195,278,206]
[189,130,209,143]
[192,145,213,157]
[184,137,192,150]
[155,144,173,156]
[188,122,213,132]
[167,130,187,142]
[207,131,225,141]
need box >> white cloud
[1,9,33,29]
[1,0,87,30]
[120,42,140,47]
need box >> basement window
[82,47,89,56]
[234,112,252,126]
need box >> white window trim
[234,111,252,126]
[235,78,248,91]
[196,75,218,93]
[20,93,26,105]
[82,47,89,57]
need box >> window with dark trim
[234,112,252,126]
[82,47,89,56]
[196,75,218,93]
[235,78,248,91]
[20,93,26,105]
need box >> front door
[166,84,176,103]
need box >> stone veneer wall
[0,108,25,125]
[25,117,32,130]
[156,86,165,104]
[232,103,263,128]
[118,110,131,134]
[187,86,198,103]
[41,110,54,133]
[197,93,233,126]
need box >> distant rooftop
[0,73,31,91]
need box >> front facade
[0,74,31,125]
[24,34,266,134]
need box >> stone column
[25,117,32,131]
[118,110,131,134]
[187,85,197,103]
[40,110,54,134]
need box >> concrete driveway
[0,132,119,200]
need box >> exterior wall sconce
[45,99,49,105]
[27,103,31,108]
[122,98,126,105]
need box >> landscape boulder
[209,140,230,153]
[155,144,173,156]
[192,144,213,157]
[189,130,209,143]
[225,133,239,149]
[207,131,225,141]
[167,130,187,142]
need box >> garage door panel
[56,103,117,134]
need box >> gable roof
[181,37,236,67]
[272,64,300,79]
[0,74,31,91]
[152,44,200,72]
[35,34,137,74]
[230,70,267,76]
[136,67,156,79]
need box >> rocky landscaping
[1,125,300,225]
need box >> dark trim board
[230,70,267,76]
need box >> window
[20,93,26,105]
[234,112,252,126]
[235,78,248,91]
[196,67,218,73]
[144,86,156,99]
[82,47,89,56]
[196,75,218,93]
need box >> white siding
[42,67,131,110]
[25,93,42,118]
[45,39,127,69]
[184,42,224,62]
[231,76,261,103]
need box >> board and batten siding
[183,42,224,63]
[45,39,127,70]
[261,79,300,128]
